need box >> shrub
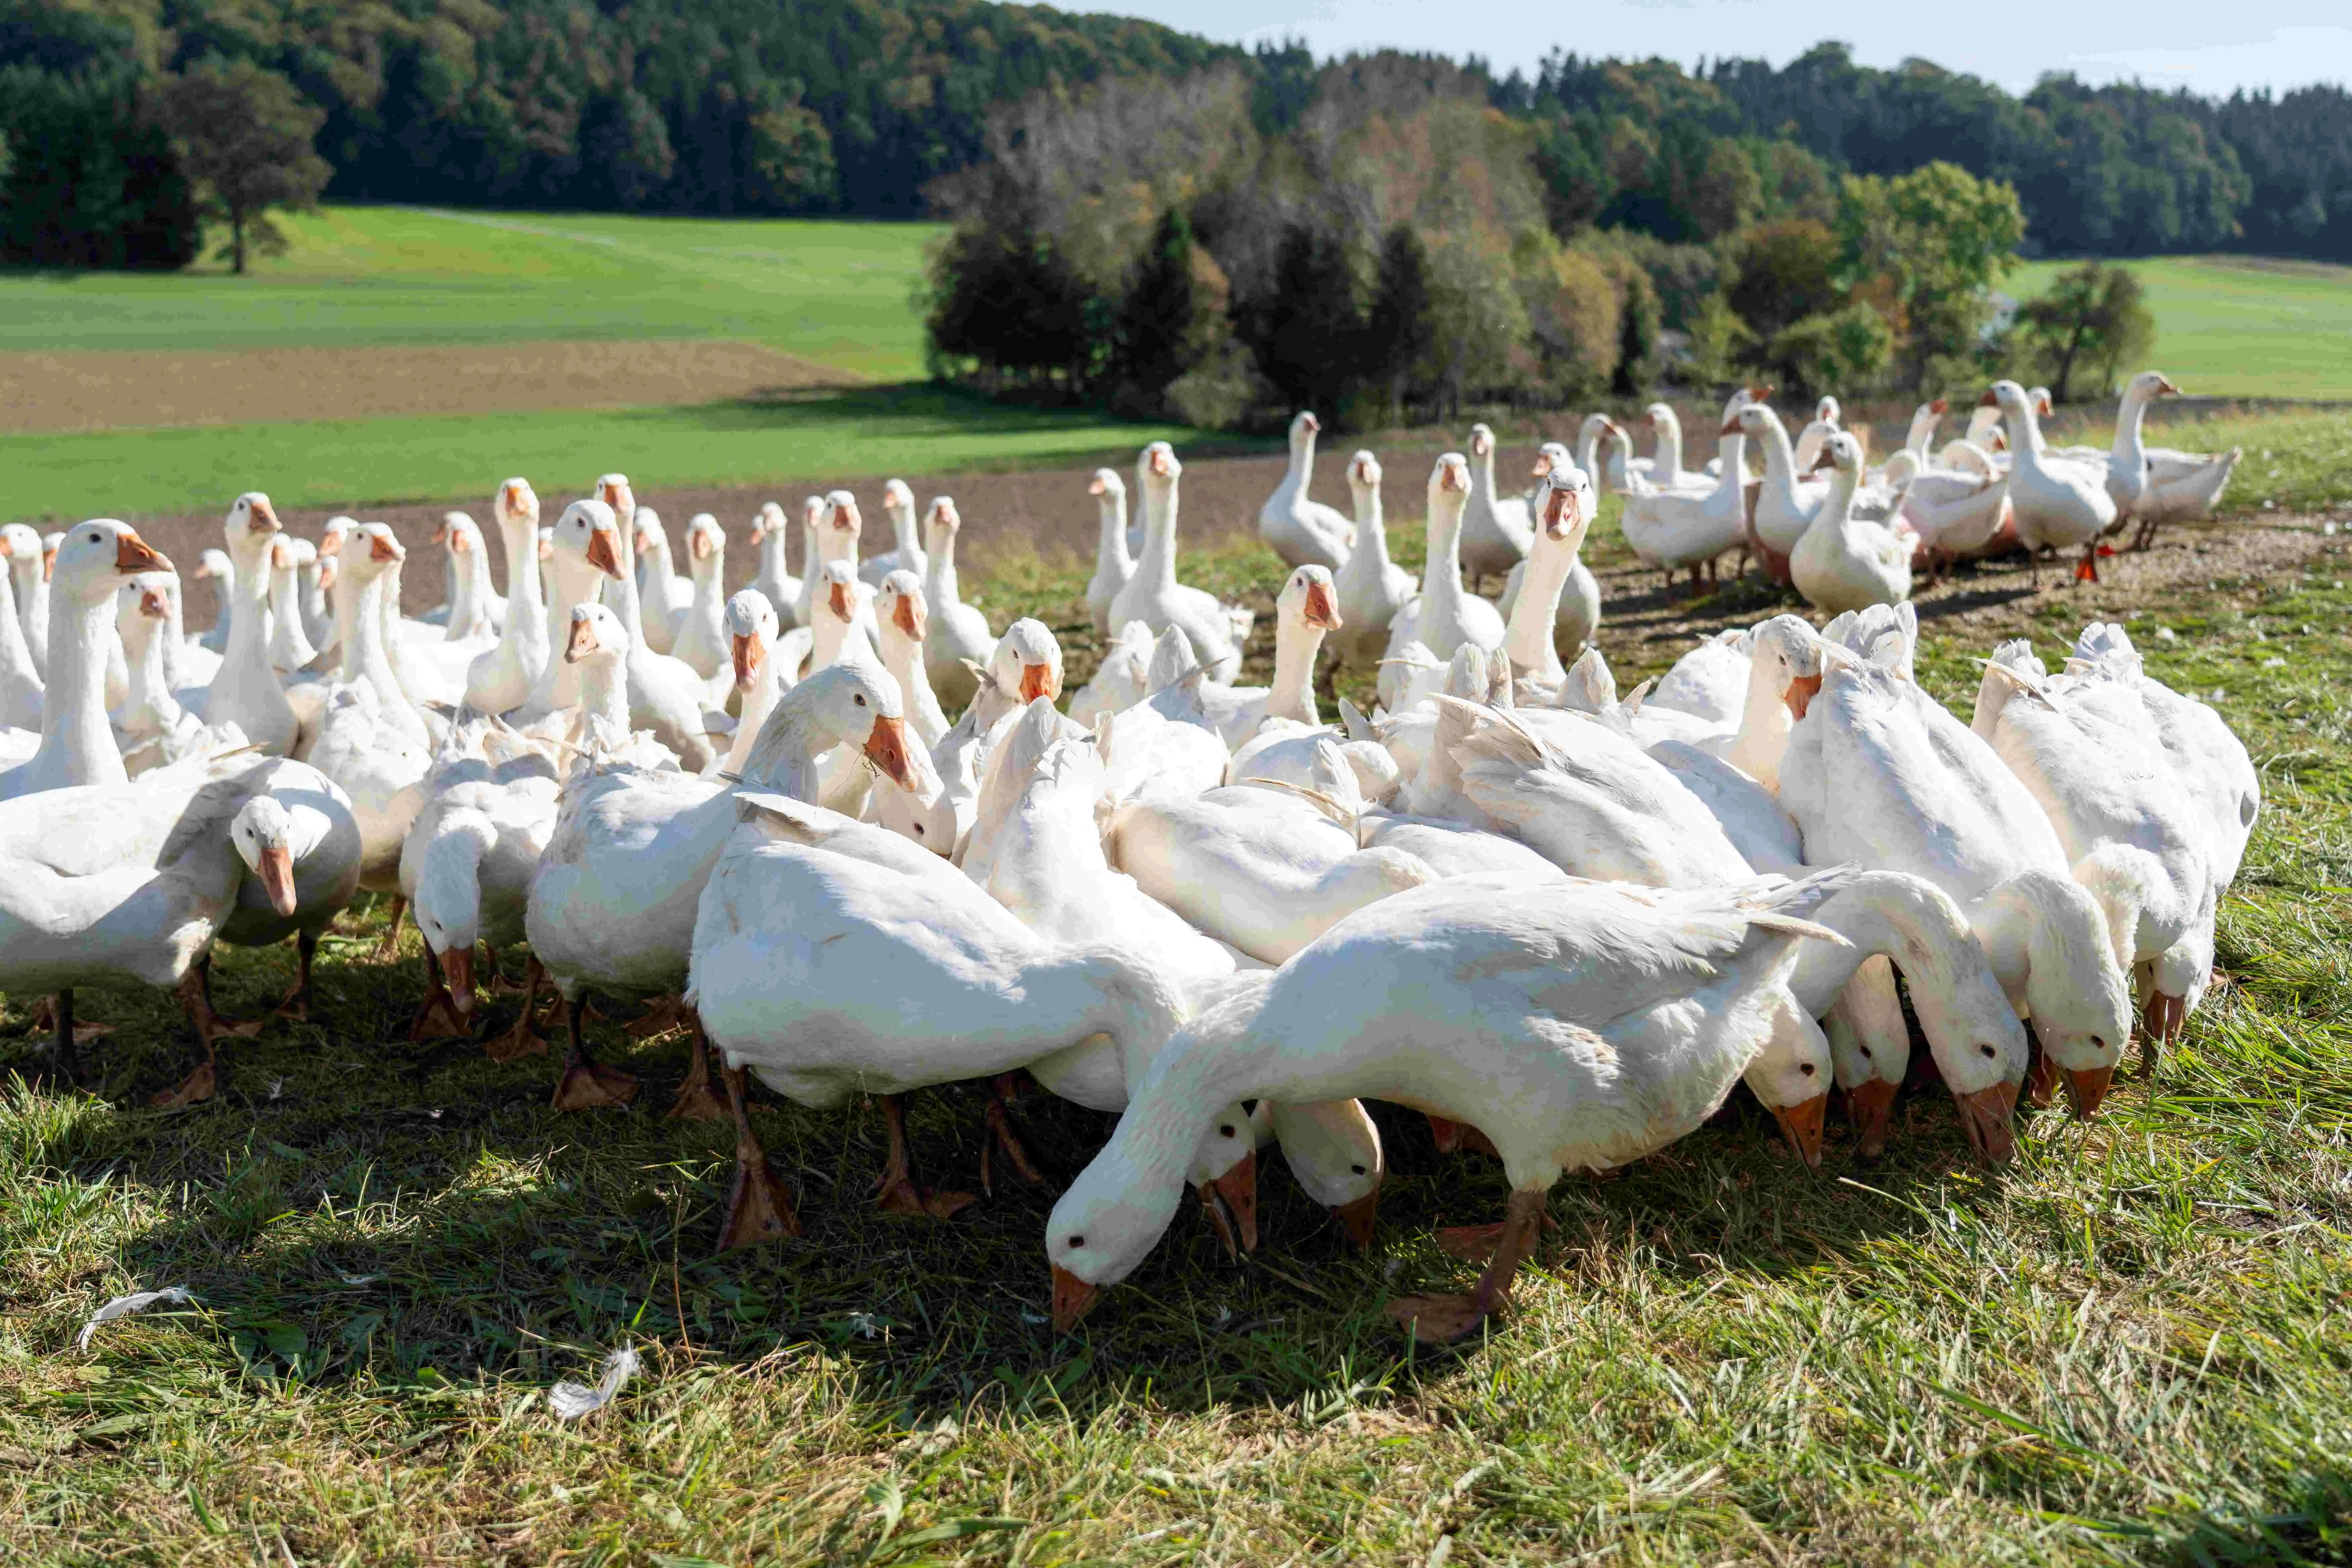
[1766,301,1896,398]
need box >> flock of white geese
[0,387,2257,1342]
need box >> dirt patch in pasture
[0,339,845,434]
[128,439,2336,680]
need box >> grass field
[2010,254,2352,402]
[4,411,2350,1563]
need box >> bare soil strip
[0,340,847,434]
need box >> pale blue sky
[1091,1,2352,98]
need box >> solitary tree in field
[2017,261,2156,402]
[155,59,331,275]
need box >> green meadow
[2010,254,2352,402]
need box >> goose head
[1753,614,1826,720]
[631,505,671,565]
[413,809,497,1011]
[354,522,405,575]
[1088,467,1124,503]
[800,493,829,544]
[818,559,859,630]
[55,519,173,608]
[536,525,554,563]
[595,474,635,528]
[224,493,282,569]
[1814,395,1841,426]
[991,617,1063,704]
[2124,370,2180,403]
[231,794,301,919]
[563,601,628,668]
[724,588,778,692]
[1282,565,1341,633]
[1804,430,1866,481]
[824,490,863,549]
[116,572,176,652]
[685,512,723,567]
[1426,453,1471,535]
[1467,422,1496,460]
[1538,462,1597,546]
[1141,441,1181,493]
[2028,388,2054,417]
[1718,385,1773,436]
[1529,441,1572,481]
[42,532,61,576]
[1742,990,1834,1171]
[0,523,42,581]
[790,660,934,798]
[494,478,539,532]
[920,496,958,554]
[1976,868,2130,1122]
[881,478,916,532]
[442,512,483,565]
[560,499,624,581]
[1289,410,1320,452]
[877,570,928,646]
[1982,380,2031,416]
[1346,449,1382,498]
[316,517,353,589]
[748,500,786,546]
[193,547,234,585]
[1254,1099,1385,1247]
[1643,401,1676,431]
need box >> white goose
[1778,653,2133,1113]
[581,489,723,771]
[1110,444,1244,685]
[1740,402,1827,580]
[1497,444,1602,654]
[1378,454,1504,708]
[305,526,434,903]
[464,479,550,717]
[748,500,804,632]
[1083,468,1134,638]
[114,574,243,776]
[794,493,861,633]
[2,523,51,680]
[403,757,562,1055]
[1067,619,1154,728]
[1329,450,1415,673]
[873,571,953,748]
[670,513,730,682]
[1259,411,1354,570]
[1459,423,1533,585]
[190,546,237,655]
[630,507,692,655]
[1,520,174,800]
[861,478,928,587]
[502,494,611,724]
[265,535,318,674]
[0,528,43,734]
[1148,565,1338,751]
[717,589,813,782]
[1986,380,2114,584]
[1790,432,1913,616]
[203,494,301,757]
[434,512,505,639]
[1501,463,1600,693]
[1792,395,1841,472]
[1610,421,1742,595]
[2052,372,2240,547]
[920,496,995,710]
[1044,872,1848,1340]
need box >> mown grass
[0,387,1194,527]
[4,434,2352,1564]
[0,206,945,379]
[2010,254,2352,401]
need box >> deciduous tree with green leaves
[1836,160,2025,391]
[2017,260,2157,402]
[155,58,330,275]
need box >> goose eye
[912,824,925,837]
[853,694,866,707]
[1799,1062,1816,1076]
[2092,1037,2107,1051]
[1980,1043,1997,1058]
[1219,1124,1235,1137]
[88,531,101,544]
[1351,1163,1367,1175]
[1067,1234,1084,1249]
[1857,1044,1871,1059]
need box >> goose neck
[38,591,125,787]
[605,528,649,649]
[738,695,840,800]
[228,545,275,668]
[1755,418,1800,495]
[924,525,961,604]
[1726,659,1795,793]
[501,514,544,614]
[1097,495,1132,570]
[1425,499,1468,597]
[1267,617,1324,727]
[1714,433,1747,494]
[578,655,631,740]
[1653,411,1685,481]
[1138,483,1180,590]
[2110,389,2151,467]
[122,614,181,735]
[0,559,36,690]
[1790,871,1966,1014]
[1504,534,1576,678]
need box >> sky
[1089,1,2352,99]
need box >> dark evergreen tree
[1366,225,1436,414]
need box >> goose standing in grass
[502,494,611,725]
[1790,433,1913,615]
[1459,424,1533,587]
[1605,420,1738,596]
[0,531,43,735]
[1149,566,1339,751]
[1111,444,1245,685]
[1498,463,1600,694]
[669,514,731,682]
[1379,455,1504,707]
[1,520,175,800]
[1,522,49,679]
[921,496,995,710]
[1740,402,1826,582]
[748,501,804,632]
[1045,872,1849,1340]
[464,479,549,717]
[1259,411,1354,570]
[402,743,562,1056]
[1330,450,1415,673]
[1083,468,1134,638]
[1986,380,2115,584]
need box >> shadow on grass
[1,896,2025,1430]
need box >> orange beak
[1770,1092,1828,1171]
[431,520,449,546]
[2064,1064,2113,1118]
[42,545,56,580]
[1088,476,1107,496]
[1531,453,1553,478]
[1805,449,1836,478]
[1977,389,2000,407]
[564,617,600,663]
[1928,398,1949,414]
[632,528,654,556]
[863,714,918,790]
[1542,484,1582,539]
[1018,661,1057,703]
[369,531,402,565]
[1952,1081,2017,1165]
[1201,1148,1257,1257]
[316,556,337,591]
[1331,1186,1381,1249]
[1050,1265,1101,1332]
[690,528,716,561]
[832,502,859,537]
[250,498,281,532]
[2035,392,2053,415]
[140,587,171,619]
[440,942,476,1015]
[583,526,623,579]
[828,579,853,623]
[1301,580,1341,631]
[892,593,926,642]
[731,631,764,692]
[115,530,172,575]
[255,843,298,918]
[1439,459,1467,493]
[317,530,344,557]
[1149,448,1173,478]
[1847,1078,1899,1160]
[2156,377,2180,396]
[1783,672,1822,720]
[1301,412,1320,433]
[451,528,472,554]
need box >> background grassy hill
[2009,254,2352,402]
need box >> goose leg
[156,965,245,1107]
[626,994,686,1040]
[715,1064,801,1251]
[979,1072,1045,1192]
[872,1094,974,1219]
[666,1010,730,1122]
[2073,543,2100,584]
[275,929,317,1020]
[1425,1114,1499,1160]
[1388,1186,1548,1344]
[550,993,638,1111]
[45,989,78,1083]
[483,958,550,1063]
[372,894,407,962]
